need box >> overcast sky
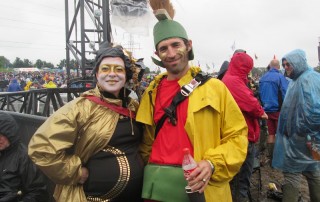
[1,0,320,72]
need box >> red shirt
[149,78,194,165]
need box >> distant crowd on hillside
[0,70,157,93]
[0,71,78,92]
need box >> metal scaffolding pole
[64,0,111,80]
[65,0,70,81]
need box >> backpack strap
[154,72,211,137]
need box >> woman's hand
[78,167,89,184]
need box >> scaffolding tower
[64,0,111,79]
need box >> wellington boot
[282,183,299,202]
[308,180,320,202]
[259,126,268,152]
[267,143,274,160]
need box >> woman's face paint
[95,57,126,97]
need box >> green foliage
[12,57,35,68]
[34,59,54,68]
[0,67,13,72]
[5,57,55,69]
[144,67,150,74]
[58,59,78,69]
[0,56,11,68]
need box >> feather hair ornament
[149,0,175,20]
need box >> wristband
[206,160,215,174]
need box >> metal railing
[0,88,91,117]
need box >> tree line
[0,56,79,69]
[1,55,318,74]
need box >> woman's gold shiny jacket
[28,86,139,202]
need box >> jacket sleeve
[28,100,83,185]
[137,86,156,165]
[231,78,264,118]
[138,124,154,164]
[203,82,248,182]
[19,148,49,202]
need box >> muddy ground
[249,151,310,202]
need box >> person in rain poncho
[272,49,320,202]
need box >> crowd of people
[1,3,320,202]
[0,71,73,92]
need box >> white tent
[13,67,40,72]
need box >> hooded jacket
[259,68,288,112]
[222,53,265,143]
[137,67,248,202]
[24,80,33,91]
[42,80,57,88]
[0,111,48,202]
[7,79,22,92]
[272,49,320,172]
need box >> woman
[28,45,144,202]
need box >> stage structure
[64,0,112,80]
[0,0,151,119]
[64,0,150,85]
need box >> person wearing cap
[0,111,49,202]
[272,49,320,201]
[136,10,248,202]
[28,45,144,202]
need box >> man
[222,52,268,202]
[259,59,288,162]
[136,10,248,202]
[0,111,48,202]
[272,49,320,202]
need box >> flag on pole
[206,64,210,71]
[156,66,160,73]
[231,41,235,51]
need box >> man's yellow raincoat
[137,67,248,202]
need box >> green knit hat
[152,19,194,67]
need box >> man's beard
[287,70,295,79]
